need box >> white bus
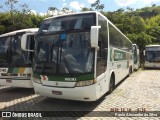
[0,28,38,88]
[133,44,140,70]
[144,45,160,68]
[22,11,133,101]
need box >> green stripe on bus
[8,68,13,73]
[13,68,19,73]
[114,50,126,61]
[33,72,94,82]
[8,68,19,73]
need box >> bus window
[96,15,108,76]
[109,24,123,49]
[0,36,11,65]
[11,35,25,65]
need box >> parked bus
[144,45,160,68]
[22,11,133,101]
[0,28,38,88]
[133,44,140,70]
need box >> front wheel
[128,66,132,76]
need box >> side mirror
[90,26,101,50]
[21,33,35,52]
[132,46,135,51]
[143,50,145,56]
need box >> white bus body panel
[134,63,140,70]
[0,67,33,88]
[33,69,112,102]
[0,79,33,88]
[33,82,97,101]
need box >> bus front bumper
[33,82,98,101]
[0,78,33,88]
[144,62,160,68]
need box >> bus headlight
[76,80,96,87]
[33,77,41,84]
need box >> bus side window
[96,15,108,77]
[26,35,35,63]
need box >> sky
[1,0,160,15]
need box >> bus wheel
[128,66,132,76]
[109,75,115,94]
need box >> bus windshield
[0,34,31,67]
[146,51,160,62]
[34,13,95,74]
[34,32,94,74]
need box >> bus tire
[109,74,115,94]
[128,66,132,76]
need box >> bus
[0,28,38,88]
[132,44,140,70]
[144,45,160,68]
[21,11,133,101]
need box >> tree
[5,0,18,12]
[91,0,104,11]
[116,8,124,13]
[5,0,18,30]
[152,4,156,7]
[61,7,73,14]
[146,15,160,43]
[81,7,93,11]
[20,3,31,14]
[126,7,134,12]
[127,32,154,51]
[48,7,58,15]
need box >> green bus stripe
[33,72,94,82]
[13,68,19,73]
[8,68,20,73]
[8,68,14,73]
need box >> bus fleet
[21,11,135,101]
[0,11,145,101]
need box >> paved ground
[0,69,160,120]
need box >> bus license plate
[52,90,62,95]
[6,79,12,83]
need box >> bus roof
[146,45,160,47]
[44,11,99,20]
[0,28,39,37]
[43,11,132,44]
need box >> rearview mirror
[143,50,145,56]
[90,26,101,50]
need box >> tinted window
[39,14,95,33]
[109,23,132,52]
[96,15,108,76]
[0,36,11,66]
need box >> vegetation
[0,0,160,53]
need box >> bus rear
[0,28,38,88]
[144,45,160,68]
